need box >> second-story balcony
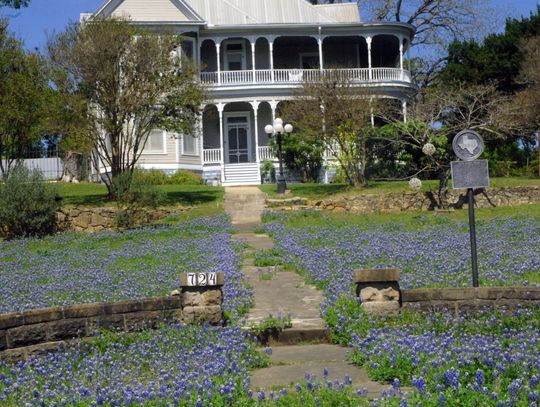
[200,67,412,87]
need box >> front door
[226,116,250,164]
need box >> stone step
[250,344,396,399]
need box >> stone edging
[0,286,223,362]
[56,206,190,232]
[401,287,540,312]
[268,186,540,213]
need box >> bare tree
[362,0,495,86]
[379,82,514,207]
[284,72,378,186]
[48,18,205,196]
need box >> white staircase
[223,163,261,186]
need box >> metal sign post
[451,130,489,288]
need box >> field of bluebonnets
[0,215,250,315]
[263,208,540,405]
[1,204,540,405]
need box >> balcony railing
[200,68,412,87]
[258,146,275,161]
[203,148,221,164]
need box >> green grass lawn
[56,182,224,212]
[260,177,540,200]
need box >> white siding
[111,0,192,21]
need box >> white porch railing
[258,146,275,161]
[203,148,221,164]
[200,68,412,87]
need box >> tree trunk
[437,168,451,209]
[61,151,84,182]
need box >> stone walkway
[224,186,393,396]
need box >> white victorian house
[87,0,416,186]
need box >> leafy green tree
[0,19,50,178]
[0,0,30,8]
[48,18,205,196]
[440,7,540,93]
[272,131,324,183]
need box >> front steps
[222,163,260,186]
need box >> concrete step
[250,344,397,398]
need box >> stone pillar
[366,36,372,81]
[180,272,225,325]
[217,103,225,183]
[355,268,401,315]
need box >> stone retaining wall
[313,186,540,213]
[0,286,223,361]
[401,287,540,313]
[56,206,188,232]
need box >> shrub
[167,170,203,185]
[0,166,61,239]
[113,171,163,209]
[112,171,164,228]
[137,168,168,185]
[260,159,276,183]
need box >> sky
[1,0,540,52]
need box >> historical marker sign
[450,129,489,288]
[451,160,489,189]
[452,130,485,161]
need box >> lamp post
[265,118,293,194]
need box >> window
[144,130,166,154]
[224,40,246,71]
[181,38,195,60]
[182,133,198,155]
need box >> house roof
[94,0,205,23]
[93,0,361,26]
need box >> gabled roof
[92,0,361,26]
[94,0,204,23]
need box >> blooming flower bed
[0,215,252,316]
[263,210,540,405]
[0,324,268,406]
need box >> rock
[202,289,222,306]
[361,301,400,315]
[181,291,203,307]
[170,289,181,296]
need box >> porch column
[407,44,411,72]
[215,41,221,86]
[251,39,256,83]
[270,100,279,121]
[269,39,275,83]
[250,101,261,166]
[399,36,404,81]
[318,36,324,71]
[217,103,225,182]
[370,100,375,128]
[366,36,372,81]
[402,99,408,123]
